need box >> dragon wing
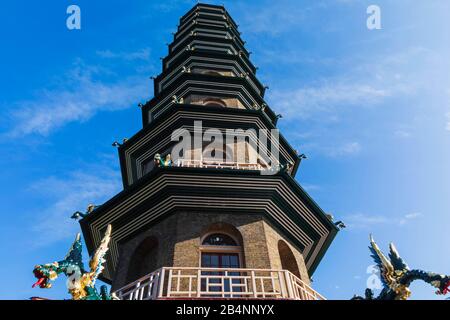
[369,234,396,289]
[88,224,112,286]
[64,233,85,270]
[388,242,409,271]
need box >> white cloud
[266,47,445,124]
[394,130,411,138]
[240,4,306,35]
[295,141,362,158]
[301,183,321,191]
[399,212,422,225]
[238,0,356,36]
[269,82,390,120]
[6,61,150,137]
[344,214,388,229]
[30,167,121,246]
[96,48,151,61]
[344,212,422,229]
[404,212,422,219]
[326,142,361,157]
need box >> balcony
[176,159,265,171]
[114,267,325,300]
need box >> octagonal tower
[80,3,338,300]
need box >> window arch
[199,223,244,269]
[198,224,245,296]
[126,236,158,283]
[202,70,222,76]
[202,233,238,246]
[202,142,233,163]
[203,97,227,108]
[278,240,301,278]
[232,136,251,164]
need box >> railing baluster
[167,269,173,297]
[188,275,192,297]
[285,271,295,299]
[278,271,287,298]
[113,267,325,300]
[251,270,257,298]
[270,271,276,297]
[134,282,141,300]
[158,268,165,298]
[176,269,181,294]
[197,269,202,298]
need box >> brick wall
[112,211,310,290]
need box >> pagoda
[80,3,339,300]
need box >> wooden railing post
[197,269,202,298]
[134,281,141,300]
[113,267,325,300]
[251,270,258,298]
[157,268,165,299]
[278,271,287,298]
[284,271,295,299]
[167,269,173,298]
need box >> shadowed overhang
[80,167,338,284]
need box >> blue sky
[0,0,449,300]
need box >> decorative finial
[334,221,346,229]
[171,95,184,104]
[86,204,97,214]
[70,211,85,220]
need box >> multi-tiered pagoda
[80,3,339,300]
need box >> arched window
[232,136,251,164]
[202,233,238,246]
[202,142,233,163]
[278,240,301,278]
[199,225,244,296]
[203,98,227,108]
[199,227,244,269]
[202,70,222,77]
[126,236,158,283]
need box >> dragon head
[431,275,450,296]
[32,233,83,291]
[32,262,60,289]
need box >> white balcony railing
[114,267,325,300]
[176,159,264,171]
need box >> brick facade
[112,211,310,290]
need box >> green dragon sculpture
[32,224,116,300]
[352,235,450,300]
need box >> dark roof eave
[81,168,339,256]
